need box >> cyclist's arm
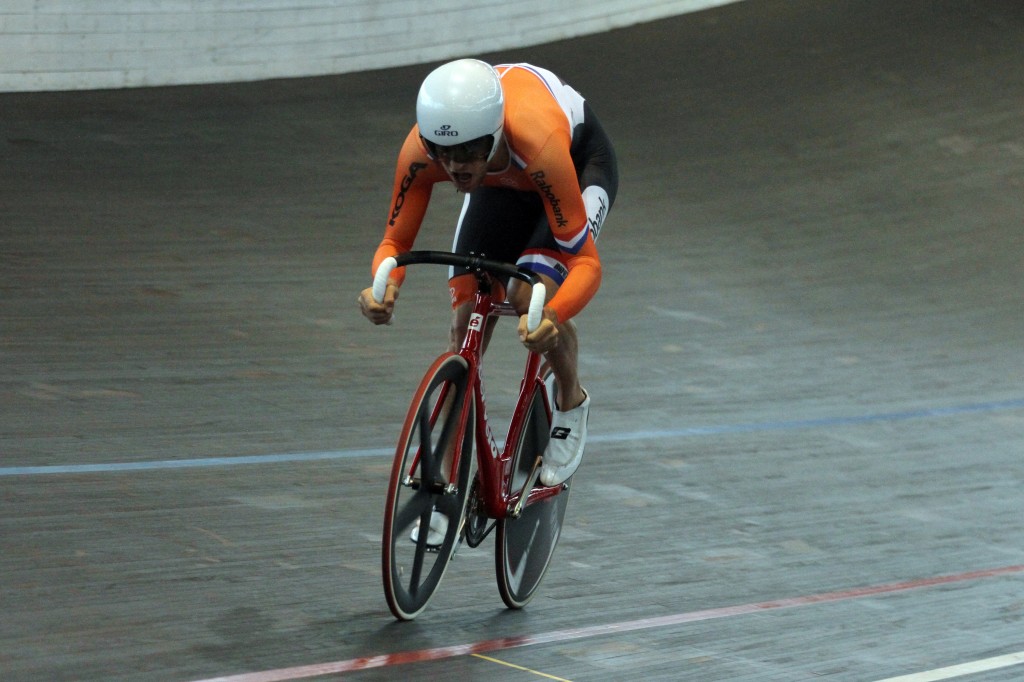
[553,240,601,322]
[371,127,445,287]
[529,138,602,323]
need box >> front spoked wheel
[382,354,475,620]
[496,366,572,609]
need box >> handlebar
[372,251,547,332]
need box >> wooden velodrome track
[3,1,1024,680]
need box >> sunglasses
[422,135,494,163]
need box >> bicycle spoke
[415,407,437,481]
[407,506,434,588]
[393,490,431,531]
[414,384,460,489]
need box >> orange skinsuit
[371,63,601,324]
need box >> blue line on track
[591,397,1024,443]
[3,397,1023,477]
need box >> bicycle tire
[495,366,572,609]
[382,353,475,620]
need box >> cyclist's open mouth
[451,172,475,190]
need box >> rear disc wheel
[496,366,572,609]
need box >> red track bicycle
[372,251,573,621]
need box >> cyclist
[358,58,618,498]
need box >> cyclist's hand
[357,283,398,325]
[518,309,559,354]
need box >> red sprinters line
[191,564,1024,682]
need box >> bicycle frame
[375,251,564,521]
[376,250,574,619]
[459,290,565,521]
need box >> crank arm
[511,456,544,518]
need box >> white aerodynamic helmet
[416,59,504,161]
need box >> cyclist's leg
[506,184,614,411]
[506,270,585,415]
[433,189,538,480]
[544,309,583,410]
[506,183,615,484]
[447,188,540,352]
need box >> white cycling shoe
[410,509,448,547]
[540,389,590,487]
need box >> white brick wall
[0,0,742,92]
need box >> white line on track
[646,305,727,326]
[872,651,1024,682]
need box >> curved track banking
[3,1,1024,680]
